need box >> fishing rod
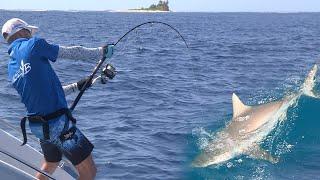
[114,21,189,48]
[70,56,106,111]
[70,21,189,111]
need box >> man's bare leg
[36,161,59,180]
[75,154,97,180]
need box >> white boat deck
[0,119,78,179]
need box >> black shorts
[40,125,94,166]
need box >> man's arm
[33,38,114,62]
[63,77,93,96]
[58,46,103,61]
[63,63,116,96]
[63,82,78,96]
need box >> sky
[2,0,320,12]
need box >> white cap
[2,18,38,42]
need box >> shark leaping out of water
[192,65,318,167]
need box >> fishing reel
[101,64,116,84]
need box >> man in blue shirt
[2,18,114,180]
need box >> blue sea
[1,11,320,179]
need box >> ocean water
[0,11,320,179]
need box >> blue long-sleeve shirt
[8,37,67,116]
[7,37,103,116]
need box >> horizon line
[2,9,320,13]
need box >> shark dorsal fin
[232,93,251,118]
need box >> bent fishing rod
[114,21,189,48]
[70,21,189,111]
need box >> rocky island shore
[127,0,171,12]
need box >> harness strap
[43,122,50,140]
[20,117,28,146]
[43,108,70,121]
[20,108,76,146]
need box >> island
[131,0,170,12]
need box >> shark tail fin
[301,64,318,97]
[232,93,251,118]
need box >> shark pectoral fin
[232,93,251,118]
[305,91,317,98]
[247,146,279,164]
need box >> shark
[192,65,318,167]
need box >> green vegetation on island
[132,0,170,11]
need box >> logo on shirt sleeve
[12,60,31,82]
